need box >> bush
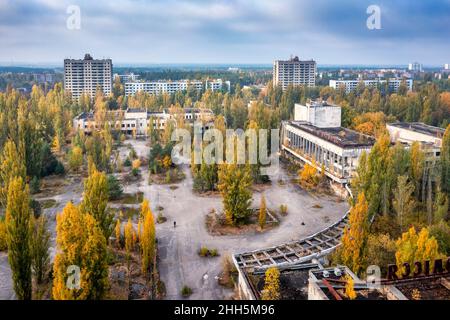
[366,234,396,277]
[429,221,450,255]
[124,158,132,167]
[181,285,192,297]
[29,176,40,194]
[279,204,288,215]
[40,142,59,177]
[157,212,167,224]
[199,246,209,257]
[198,246,219,257]
[30,199,42,218]
[131,168,140,177]
[107,175,123,200]
[129,148,137,160]
[132,159,141,170]
[54,161,65,175]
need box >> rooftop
[388,122,446,138]
[393,276,450,300]
[287,121,376,149]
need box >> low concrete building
[387,122,445,159]
[329,79,413,93]
[281,101,375,184]
[73,108,214,136]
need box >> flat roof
[388,122,445,138]
[286,121,376,149]
[394,276,450,300]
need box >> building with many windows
[329,79,413,93]
[408,62,423,73]
[124,79,230,96]
[387,122,445,160]
[73,108,214,136]
[124,80,203,96]
[281,101,375,184]
[64,54,112,100]
[205,79,231,92]
[273,56,316,90]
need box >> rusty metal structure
[233,211,349,271]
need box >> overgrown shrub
[107,175,123,200]
[181,285,192,297]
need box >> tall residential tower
[273,56,316,90]
[64,53,112,99]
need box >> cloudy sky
[0,0,449,65]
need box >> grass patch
[119,192,144,204]
[112,207,140,220]
[40,199,57,209]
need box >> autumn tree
[393,175,416,231]
[259,195,267,230]
[31,215,50,285]
[68,145,83,172]
[218,163,253,225]
[81,166,113,240]
[340,193,369,274]
[114,219,122,248]
[261,267,280,300]
[353,135,394,218]
[140,200,156,277]
[5,177,32,299]
[298,161,319,188]
[345,275,357,300]
[124,218,135,273]
[52,202,109,300]
[0,139,26,207]
[409,141,424,200]
[395,227,442,276]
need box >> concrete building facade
[273,56,316,90]
[387,122,446,159]
[73,108,214,136]
[329,79,413,93]
[281,101,375,184]
[64,54,112,100]
[124,79,230,96]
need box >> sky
[0,0,449,66]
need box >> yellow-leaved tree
[298,160,319,188]
[261,267,280,300]
[5,177,32,300]
[81,166,113,240]
[114,219,121,248]
[340,193,369,274]
[345,275,357,300]
[140,199,155,278]
[259,194,267,230]
[395,227,442,276]
[52,202,109,300]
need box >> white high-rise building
[408,62,423,73]
[64,54,112,100]
[273,56,316,90]
[444,64,450,70]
